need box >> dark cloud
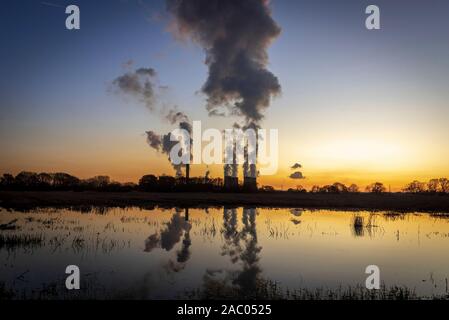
[145,131,162,150]
[166,109,189,124]
[112,67,157,109]
[136,67,157,77]
[291,163,302,169]
[289,171,305,179]
[166,0,281,124]
[146,117,192,177]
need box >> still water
[1,207,448,299]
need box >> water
[1,207,448,299]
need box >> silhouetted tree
[37,172,53,188]
[332,182,348,193]
[404,180,426,193]
[366,182,386,193]
[158,175,177,191]
[15,171,39,188]
[427,179,440,193]
[52,172,79,189]
[84,176,111,189]
[261,185,275,192]
[139,174,158,191]
[439,178,449,193]
[0,174,15,188]
[348,184,359,193]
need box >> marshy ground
[1,191,449,212]
[1,206,449,300]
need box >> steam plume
[166,0,281,124]
[112,67,157,109]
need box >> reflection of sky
[1,207,449,298]
[1,0,448,188]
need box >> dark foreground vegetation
[0,171,448,212]
[1,191,448,212]
[1,171,449,194]
[0,278,446,300]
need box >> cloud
[289,171,305,179]
[146,117,192,176]
[166,108,189,125]
[166,0,281,124]
[145,131,162,150]
[111,67,157,109]
[291,163,302,169]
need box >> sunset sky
[1,0,448,191]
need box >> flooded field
[1,207,449,299]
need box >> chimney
[243,140,257,192]
[243,176,257,192]
[224,138,238,190]
[185,163,190,184]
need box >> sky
[0,0,448,190]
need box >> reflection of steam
[144,233,160,252]
[204,207,262,297]
[166,222,192,273]
[222,207,240,263]
[290,208,303,217]
[144,209,191,252]
[289,208,303,225]
[235,208,261,295]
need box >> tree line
[0,171,448,194]
[0,171,223,192]
[292,179,449,194]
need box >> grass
[352,215,365,237]
[1,277,432,300]
[0,282,14,300]
[0,233,45,251]
[181,278,448,300]
[1,191,449,212]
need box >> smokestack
[224,138,238,190]
[243,176,257,192]
[185,163,190,184]
[243,141,257,192]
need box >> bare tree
[404,180,426,193]
[348,184,359,193]
[366,182,386,193]
[427,179,440,193]
[439,178,449,193]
